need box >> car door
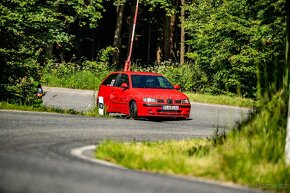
[111,73,130,114]
[98,73,119,113]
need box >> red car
[97,71,191,119]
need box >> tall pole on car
[124,0,139,71]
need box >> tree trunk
[170,14,176,57]
[91,28,96,60]
[45,2,60,60]
[112,4,125,66]
[163,14,171,60]
[180,0,185,65]
[147,12,152,64]
[126,2,135,59]
[45,44,53,59]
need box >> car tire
[129,101,138,119]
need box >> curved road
[0,88,259,193]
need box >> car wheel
[129,101,138,119]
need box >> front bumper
[139,103,191,118]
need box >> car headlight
[181,99,190,104]
[143,98,157,103]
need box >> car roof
[110,71,162,76]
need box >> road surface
[0,87,261,193]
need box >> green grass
[43,69,257,108]
[96,91,290,192]
[43,74,256,108]
[42,70,104,90]
[186,92,257,107]
[0,102,100,117]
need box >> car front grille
[157,99,164,103]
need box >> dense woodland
[0,0,287,105]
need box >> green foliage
[96,139,212,173]
[217,90,289,190]
[43,46,117,90]
[97,46,118,65]
[95,91,289,192]
[184,0,286,99]
[186,92,256,107]
[142,0,176,15]
[233,91,287,164]
[0,57,42,106]
[162,64,208,92]
[132,63,216,93]
[0,101,100,116]
[0,0,103,105]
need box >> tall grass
[214,90,289,190]
[42,61,256,107]
[96,90,290,192]
[186,92,257,107]
[42,47,116,90]
[43,70,104,90]
[0,102,100,116]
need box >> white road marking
[71,145,262,192]
[70,145,125,169]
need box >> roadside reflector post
[98,96,104,115]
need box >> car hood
[131,88,188,100]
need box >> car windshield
[131,75,174,89]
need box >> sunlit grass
[96,91,289,192]
[0,102,100,116]
[42,70,103,90]
[43,71,257,108]
[96,139,215,174]
[186,92,257,108]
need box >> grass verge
[96,90,289,192]
[0,102,100,117]
[43,70,103,90]
[186,92,257,108]
[43,72,257,108]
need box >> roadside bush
[95,89,289,192]
[43,60,110,90]
[163,64,208,92]
[43,46,117,90]
[216,90,289,190]
[0,58,42,106]
[132,63,209,93]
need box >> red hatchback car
[97,71,191,119]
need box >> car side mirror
[174,85,181,90]
[121,83,129,89]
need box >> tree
[0,0,103,104]
[184,0,286,98]
[180,0,185,65]
[112,0,126,65]
[142,0,177,63]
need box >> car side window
[102,73,118,86]
[114,74,129,87]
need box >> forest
[0,0,287,105]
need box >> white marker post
[98,96,104,115]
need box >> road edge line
[71,145,125,169]
[71,145,266,193]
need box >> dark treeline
[0,0,287,105]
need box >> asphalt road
[0,88,260,193]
